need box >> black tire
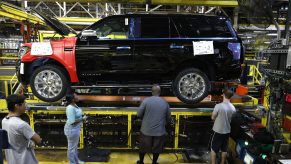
[30,65,69,102]
[173,68,210,104]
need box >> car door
[75,16,135,82]
[132,16,180,81]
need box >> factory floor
[4,150,206,164]
[3,150,244,163]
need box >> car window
[199,18,232,37]
[140,17,169,38]
[170,18,180,38]
[172,17,200,37]
[172,16,232,37]
[91,17,129,39]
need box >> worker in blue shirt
[64,93,86,164]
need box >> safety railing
[250,65,263,85]
[9,73,21,95]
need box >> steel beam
[57,17,100,23]
[0,2,44,24]
[25,0,238,7]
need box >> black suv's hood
[33,9,77,36]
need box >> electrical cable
[147,153,152,161]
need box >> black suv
[17,12,243,104]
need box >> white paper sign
[193,41,214,55]
[31,42,53,56]
[20,63,24,74]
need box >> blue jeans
[64,124,81,164]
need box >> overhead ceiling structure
[0,1,44,25]
[15,0,238,26]
[23,0,239,7]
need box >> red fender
[22,37,79,82]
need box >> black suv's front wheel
[173,68,210,104]
[30,65,69,102]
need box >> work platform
[0,93,258,150]
[0,66,15,80]
[0,83,259,163]
[0,104,213,150]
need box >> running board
[72,84,172,89]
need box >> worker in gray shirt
[2,94,42,164]
[137,84,171,164]
[210,89,236,164]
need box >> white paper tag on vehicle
[31,42,53,56]
[193,41,214,55]
[20,63,24,74]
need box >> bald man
[137,85,171,164]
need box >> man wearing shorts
[211,89,236,164]
[137,84,171,164]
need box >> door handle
[170,45,184,49]
[117,46,131,50]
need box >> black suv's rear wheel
[173,68,210,104]
[30,65,69,102]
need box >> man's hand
[82,115,88,120]
[31,133,42,144]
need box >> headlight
[18,46,29,58]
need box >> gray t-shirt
[212,102,236,134]
[138,96,171,136]
[2,117,38,164]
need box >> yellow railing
[250,65,263,85]
[9,73,20,94]
[0,2,45,25]
[0,107,213,149]
[0,57,19,60]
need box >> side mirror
[81,30,97,37]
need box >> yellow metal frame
[0,67,16,70]
[57,17,100,23]
[0,99,7,110]
[283,133,291,143]
[263,81,270,110]
[4,81,9,97]
[0,97,261,149]
[38,32,76,42]
[0,2,44,25]
[0,75,19,96]
[0,76,16,80]
[249,65,263,85]
[0,105,213,149]
[0,57,19,60]
[246,60,268,85]
[9,73,19,95]
[232,96,259,106]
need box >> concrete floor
[4,150,205,164]
[3,150,244,163]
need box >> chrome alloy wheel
[33,70,63,99]
[178,73,206,101]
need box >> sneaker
[136,160,144,164]
[78,160,85,164]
